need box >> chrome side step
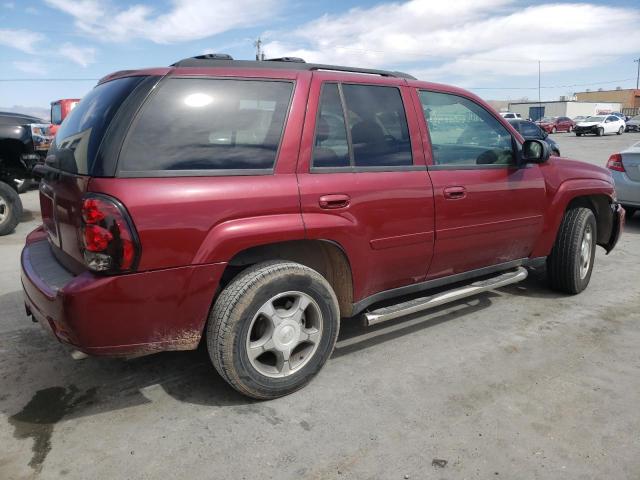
[364,267,528,326]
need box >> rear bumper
[21,231,225,357]
[611,170,640,207]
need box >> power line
[0,78,99,82]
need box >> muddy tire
[0,181,22,236]
[547,207,597,294]
[207,261,340,400]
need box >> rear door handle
[319,194,350,209]
[443,186,466,200]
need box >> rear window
[118,78,294,174]
[48,76,145,174]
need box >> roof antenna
[254,37,265,61]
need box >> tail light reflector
[606,153,625,172]
[80,194,140,273]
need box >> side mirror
[520,139,550,165]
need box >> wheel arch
[222,239,355,317]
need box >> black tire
[576,132,582,137]
[623,207,636,218]
[0,181,23,236]
[596,127,604,136]
[568,126,573,133]
[617,127,624,135]
[547,207,597,294]
[207,260,340,399]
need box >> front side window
[312,83,413,169]
[119,78,293,173]
[419,90,514,167]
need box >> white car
[499,112,521,119]
[574,115,626,137]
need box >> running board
[364,267,528,326]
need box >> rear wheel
[576,132,582,137]
[547,207,597,294]
[551,126,557,134]
[624,207,636,218]
[207,261,340,399]
[597,127,604,136]
[0,181,22,236]
[568,126,573,133]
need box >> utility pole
[538,60,542,120]
[254,37,265,61]
[635,57,640,90]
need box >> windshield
[584,116,604,122]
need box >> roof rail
[265,57,306,63]
[169,56,416,80]
[171,53,233,67]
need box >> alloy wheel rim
[0,197,7,224]
[246,291,323,378]
[579,224,593,280]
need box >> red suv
[536,116,575,134]
[21,55,623,399]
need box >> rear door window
[118,78,294,174]
[312,83,413,169]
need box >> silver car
[625,115,640,132]
[608,141,640,217]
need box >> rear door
[412,88,547,279]
[297,72,435,302]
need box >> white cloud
[3,2,15,8]
[0,28,46,53]
[44,0,278,43]
[263,0,640,82]
[59,43,96,67]
[12,60,47,75]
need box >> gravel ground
[1,132,639,480]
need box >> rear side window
[119,78,294,174]
[312,83,413,169]
[49,76,145,174]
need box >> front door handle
[443,186,466,200]
[319,194,350,209]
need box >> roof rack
[170,55,416,79]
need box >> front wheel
[597,127,604,136]
[547,207,597,294]
[617,127,624,135]
[207,261,340,399]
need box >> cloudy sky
[1,0,639,114]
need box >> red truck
[22,55,623,399]
[49,98,80,136]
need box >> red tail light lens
[80,195,140,273]
[606,153,625,172]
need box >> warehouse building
[575,88,640,116]
[507,99,622,121]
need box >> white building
[507,100,622,121]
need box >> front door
[297,73,435,303]
[414,89,547,279]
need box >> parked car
[499,112,521,119]
[607,142,640,218]
[21,55,623,399]
[536,116,575,133]
[507,119,560,156]
[0,112,51,235]
[575,115,626,136]
[625,115,640,132]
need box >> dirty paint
[8,385,97,472]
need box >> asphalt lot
[1,132,639,479]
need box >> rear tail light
[606,153,625,172]
[80,194,140,273]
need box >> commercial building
[507,100,622,121]
[575,88,640,115]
